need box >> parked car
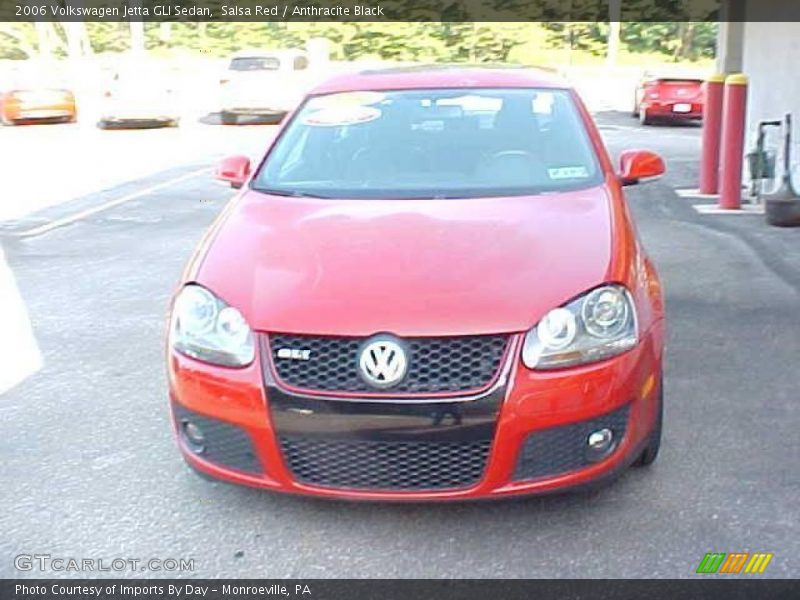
[219,49,311,124]
[634,73,704,125]
[167,66,666,500]
[97,61,180,129]
[1,79,76,126]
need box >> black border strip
[8,0,800,23]
[0,0,774,23]
[2,579,799,600]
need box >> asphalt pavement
[0,113,798,578]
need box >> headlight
[169,285,255,367]
[522,284,637,370]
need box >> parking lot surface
[0,114,797,578]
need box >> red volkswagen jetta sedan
[167,66,666,500]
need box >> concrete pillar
[716,0,746,73]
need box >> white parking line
[675,188,720,199]
[693,203,765,215]
[0,246,42,395]
[15,166,212,238]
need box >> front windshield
[254,87,602,199]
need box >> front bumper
[100,113,178,124]
[222,107,288,117]
[644,101,703,120]
[3,104,75,122]
[168,324,664,500]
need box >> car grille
[513,404,630,481]
[172,404,262,475]
[267,334,509,394]
[279,437,492,491]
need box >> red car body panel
[196,187,615,337]
[637,77,704,121]
[312,66,567,94]
[169,320,663,500]
[168,67,666,500]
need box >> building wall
[742,21,800,143]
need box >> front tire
[639,108,653,126]
[633,379,662,467]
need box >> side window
[293,56,309,71]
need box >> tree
[0,24,37,59]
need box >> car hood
[195,186,615,336]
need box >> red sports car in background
[167,66,666,500]
[634,75,704,125]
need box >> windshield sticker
[308,91,386,110]
[548,166,590,180]
[303,105,382,127]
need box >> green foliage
[0,24,40,59]
[0,20,718,65]
[622,22,716,60]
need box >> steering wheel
[478,149,548,185]
[349,145,431,182]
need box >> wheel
[633,378,662,467]
[632,94,640,117]
[639,108,653,126]
[220,111,238,125]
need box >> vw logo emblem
[358,336,408,388]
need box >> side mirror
[618,150,665,186]
[216,155,251,189]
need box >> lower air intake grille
[513,404,630,481]
[172,404,262,475]
[279,437,492,491]
[268,334,509,394]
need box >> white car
[219,49,312,124]
[98,61,181,129]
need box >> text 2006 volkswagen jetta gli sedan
[167,66,666,500]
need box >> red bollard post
[719,73,749,210]
[699,74,726,194]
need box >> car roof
[641,69,706,82]
[310,64,570,95]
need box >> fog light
[182,419,205,453]
[586,428,615,462]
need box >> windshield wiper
[256,188,331,199]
